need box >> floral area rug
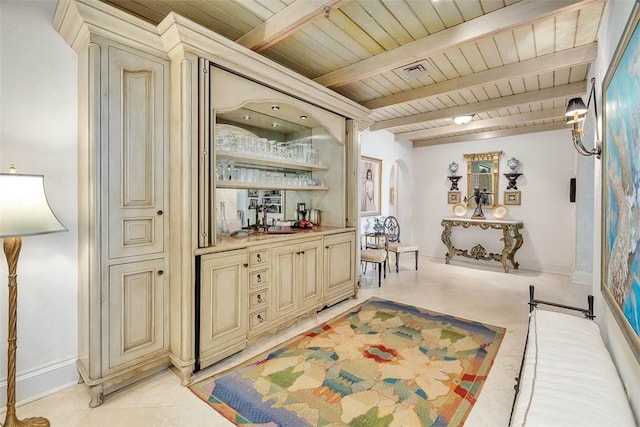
[190,298,505,426]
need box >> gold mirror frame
[463,151,502,208]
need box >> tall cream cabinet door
[324,232,356,304]
[199,250,248,369]
[107,259,167,372]
[107,46,166,260]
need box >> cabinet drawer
[249,269,268,288]
[249,249,269,267]
[249,310,268,330]
[249,289,269,311]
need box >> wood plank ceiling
[102,0,605,147]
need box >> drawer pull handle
[256,254,262,263]
[257,274,262,283]
[257,294,262,303]
[257,314,264,323]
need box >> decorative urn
[507,157,520,171]
[449,162,459,175]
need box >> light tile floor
[15,256,591,426]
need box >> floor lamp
[0,168,66,427]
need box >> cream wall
[407,130,577,274]
[590,0,639,418]
[0,0,79,406]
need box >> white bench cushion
[511,309,635,426]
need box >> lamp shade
[0,173,67,238]
[565,97,588,116]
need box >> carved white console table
[440,217,524,273]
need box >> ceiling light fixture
[300,115,308,120]
[453,115,474,125]
[242,115,251,120]
[271,105,280,111]
[565,77,601,158]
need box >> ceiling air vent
[399,60,434,80]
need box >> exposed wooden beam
[313,0,597,88]
[411,122,568,148]
[363,43,597,110]
[396,107,567,141]
[371,82,586,131]
[235,0,349,52]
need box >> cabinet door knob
[256,254,262,262]
[243,263,249,268]
[300,250,305,255]
[325,246,329,249]
[157,210,163,215]
[157,270,164,276]
[257,294,262,303]
[257,274,262,283]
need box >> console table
[440,217,524,272]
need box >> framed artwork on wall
[503,190,521,206]
[360,156,382,216]
[602,1,640,362]
[448,191,461,204]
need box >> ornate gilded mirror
[463,151,502,208]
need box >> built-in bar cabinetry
[55,0,369,406]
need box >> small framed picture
[504,190,521,205]
[447,191,461,204]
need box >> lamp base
[3,414,50,427]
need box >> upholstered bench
[510,286,636,426]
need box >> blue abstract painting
[603,4,640,358]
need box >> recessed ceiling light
[242,115,251,120]
[271,105,280,111]
[300,115,308,120]
[453,115,474,125]
[271,123,279,128]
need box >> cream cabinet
[198,250,248,370]
[324,232,357,306]
[107,260,166,371]
[271,238,323,324]
[247,246,271,337]
[56,22,170,406]
[56,0,368,404]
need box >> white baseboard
[0,357,78,413]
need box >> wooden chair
[360,235,387,287]
[383,216,419,273]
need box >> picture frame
[503,190,521,205]
[447,191,461,204]
[601,2,640,363]
[360,156,382,216]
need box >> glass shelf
[216,181,329,191]
[217,152,328,172]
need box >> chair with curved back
[383,216,419,273]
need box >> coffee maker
[297,203,307,221]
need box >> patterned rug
[190,298,505,426]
